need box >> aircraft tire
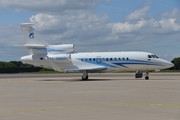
[81,76,88,80]
[145,76,149,80]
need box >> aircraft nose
[166,62,174,68]
[160,59,174,69]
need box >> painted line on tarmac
[1,100,180,115]
[8,80,36,83]
[0,104,129,115]
[120,100,180,109]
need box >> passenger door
[96,56,101,64]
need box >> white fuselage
[21,51,173,72]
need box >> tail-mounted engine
[46,44,75,54]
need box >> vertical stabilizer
[20,23,75,55]
[20,23,48,45]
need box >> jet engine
[46,44,75,54]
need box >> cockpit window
[148,54,159,59]
[154,55,159,58]
[151,55,155,58]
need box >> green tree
[10,61,23,68]
[171,57,180,70]
[0,61,17,68]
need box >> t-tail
[20,23,75,55]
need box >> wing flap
[66,67,107,72]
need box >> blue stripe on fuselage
[77,58,163,68]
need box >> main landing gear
[81,70,149,80]
[135,70,149,80]
[81,70,89,80]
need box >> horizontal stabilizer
[15,44,47,55]
[21,44,46,49]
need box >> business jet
[20,23,174,80]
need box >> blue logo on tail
[29,33,34,39]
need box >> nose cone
[159,59,174,69]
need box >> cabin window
[81,58,83,61]
[122,58,125,60]
[89,58,91,61]
[85,58,87,61]
[114,58,117,61]
[126,57,129,60]
[106,58,109,61]
[40,57,43,60]
[110,58,112,61]
[118,58,121,60]
[93,58,96,61]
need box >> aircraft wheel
[145,76,149,80]
[81,76,88,80]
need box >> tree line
[0,61,42,73]
[0,57,180,73]
[171,57,180,70]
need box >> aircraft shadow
[37,78,174,82]
[38,78,113,82]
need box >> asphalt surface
[0,73,180,120]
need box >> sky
[0,0,180,61]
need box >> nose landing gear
[145,70,149,80]
[135,70,149,80]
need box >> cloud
[27,7,180,58]
[112,20,146,34]
[111,5,180,35]
[126,5,150,22]
[0,0,101,13]
[29,11,111,47]
[158,18,180,33]
[162,8,180,18]
[0,25,24,45]
[1,1,180,61]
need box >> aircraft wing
[66,67,108,72]
[46,56,108,72]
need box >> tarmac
[0,73,180,120]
